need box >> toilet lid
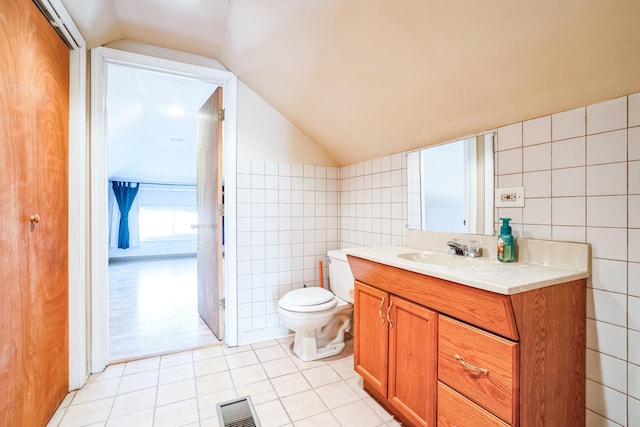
[279,287,338,313]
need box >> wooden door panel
[0,0,69,425]
[353,281,388,396]
[197,87,223,339]
[388,296,437,427]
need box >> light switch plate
[495,186,525,207]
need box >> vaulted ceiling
[61,0,640,166]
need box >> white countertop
[345,239,591,295]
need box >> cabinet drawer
[438,382,511,427]
[438,316,518,425]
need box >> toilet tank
[327,249,355,303]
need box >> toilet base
[292,311,352,362]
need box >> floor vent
[216,396,261,427]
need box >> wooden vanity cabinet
[354,281,438,427]
[349,255,586,427]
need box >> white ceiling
[106,64,217,184]
[62,0,640,167]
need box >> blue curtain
[111,181,139,249]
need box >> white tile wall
[494,93,639,426]
[339,154,407,248]
[236,160,340,344]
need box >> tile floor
[47,336,402,427]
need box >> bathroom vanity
[347,232,590,427]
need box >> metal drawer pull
[454,354,489,375]
[378,297,385,324]
[386,301,393,328]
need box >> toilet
[277,249,354,361]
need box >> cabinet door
[354,281,389,396]
[388,296,437,427]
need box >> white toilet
[277,249,354,361]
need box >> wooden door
[196,87,224,339]
[388,296,437,427]
[0,0,69,425]
[353,281,389,396]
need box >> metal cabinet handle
[30,214,41,224]
[454,354,489,375]
[386,300,393,328]
[378,297,385,324]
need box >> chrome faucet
[447,239,482,258]
[447,240,466,255]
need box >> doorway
[105,63,218,361]
[90,45,239,373]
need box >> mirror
[407,132,495,235]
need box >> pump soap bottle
[497,217,516,263]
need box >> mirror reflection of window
[406,132,495,235]
[421,138,469,233]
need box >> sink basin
[397,251,459,265]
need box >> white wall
[237,82,337,167]
[338,92,640,427]
[339,153,407,248]
[235,159,340,344]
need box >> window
[139,207,197,241]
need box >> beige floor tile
[289,353,326,371]
[123,357,160,376]
[254,399,291,427]
[329,356,358,380]
[293,411,341,427]
[156,378,197,406]
[255,343,288,362]
[252,339,280,349]
[59,397,114,427]
[194,355,228,377]
[72,377,120,404]
[281,390,328,421]
[192,345,225,361]
[301,365,341,388]
[222,344,253,355]
[153,398,199,427]
[110,388,157,419]
[158,362,194,385]
[118,370,158,394]
[225,350,259,369]
[345,375,371,399]
[200,416,220,427]
[271,372,311,398]
[235,379,274,397]
[262,357,299,378]
[106,408,154,427]
[195,371,234,395]
[330,400,384,427]
[160,351,193,368]
[88,364,125,383]
[230,364,269,386]
[315,380,361,410]
[362,394,396,423]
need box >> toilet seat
[278,287,338,313]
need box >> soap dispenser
[497,217,516,263]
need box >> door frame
[89,45,238,373]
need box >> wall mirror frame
[407,132,495,235]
